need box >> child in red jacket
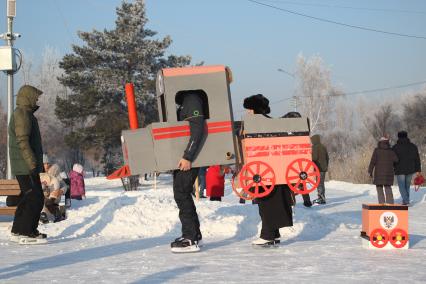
[206,165,225,201]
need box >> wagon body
[241,115,312,185]
[232,114,320,199]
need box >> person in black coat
[368,138,398,204]
[170,92,205,253]
[243,94,294,247]
[392,131,422,205]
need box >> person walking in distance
[311,134,329,205]
[392,131,422,205]
[368,137,399,204]
[8,85,47,244]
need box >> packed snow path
[1,175,425,283]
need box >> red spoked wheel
[238,161,276,199]
[389,229,408,248]
[286,158,320,195]
[231,174,255,201]
[370,228,389,248]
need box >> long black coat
[392,137,421,175]
[258,185,293,230]
[368,141,398,185]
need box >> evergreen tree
[56,0,191,171]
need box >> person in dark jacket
[282,111,312,208]
[8,85,47,244]
[170,92,205,253]
[368,138,399,204]
[243,94,294,247]
[311,134,329,204]
[392,131,422,205]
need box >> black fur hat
[397,131,408,138]
[243,94,270,114]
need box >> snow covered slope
[1,175,425,283]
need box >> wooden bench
[0,179,20,215]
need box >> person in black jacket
[368,138,399,204]
[392,131,422,205]
[170,92,205,253]
[282,111,313,208]
[243,94,294,247]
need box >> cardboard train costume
[113,65,321,200]
[108,64,414,251]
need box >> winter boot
[39,212,49,224]
[18,230,47,245]
[251,238,276,248]
[313,198,326,205]
[10,232,23,243]
[170,238,201,253]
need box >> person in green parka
[8,85,47,243]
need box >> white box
[0,46,16,71]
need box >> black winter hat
[243,94,270,114]
[397,131,408,138]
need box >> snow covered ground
[1,175,426,283]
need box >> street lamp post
[277,68,297,112]
[1,0,19,179]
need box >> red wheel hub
[370,228,389,248]
[286,158,320,194]
[237,161,276,199]
[389,229,408,248]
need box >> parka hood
[16,85,43,110]
[311,134,321,144]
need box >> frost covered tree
[401,91,426,170]
[294,54,342,132]
[56,0,191,172]
[363,103,401,140]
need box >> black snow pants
[173,168,201,241]
[11,174,44,236]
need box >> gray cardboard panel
[122,127,157,175]
[151,119,236,172]
[243,115,309,134]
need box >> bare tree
[401,91,426,170]
[363,103,401,140]
[20,53,34,85]
[21,47,72,168]
[294,54,342,132]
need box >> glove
[30,167,39,176]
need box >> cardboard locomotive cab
[361,204,409,249]
[121,65,236,175]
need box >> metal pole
[6,15,14,179]
[293,96,298,112]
